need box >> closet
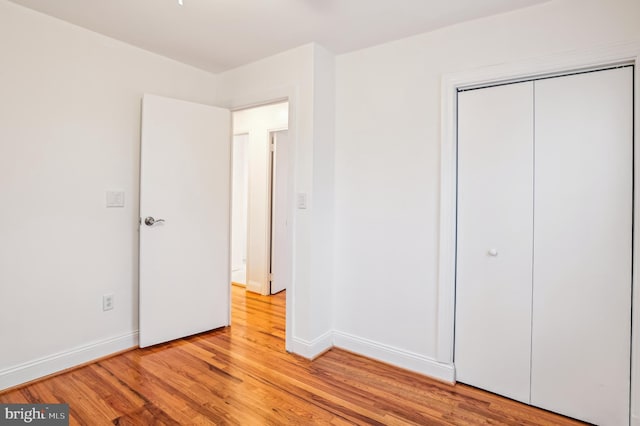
[454,66,633,425]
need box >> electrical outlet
[103,294,114,311]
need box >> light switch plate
[106,190,125,208]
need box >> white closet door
[455,82,534,403]
[532,68,633,425]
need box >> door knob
[144,216,165,226]
[488,249,498,257]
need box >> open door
[270,130,289,294]
[139,94,231,348]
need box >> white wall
[232,103,288,294]
[334,0,640,387]
[216,43,336,356]
[231,133,249,284]
[309,46,336,339]
[0,0,218,389]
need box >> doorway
[231,102,289,296]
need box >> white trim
[290,331,333,359]
[0,331,138,391]
[218,86,299,354]
[333,331,455,384]
[246,279,262,294]
[632,52,640,426]
[438,40,640,423]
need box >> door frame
[437,41,640,424]
[228,96,296,352]
[231,103,288,296]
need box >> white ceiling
[9,0,549,73]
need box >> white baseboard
[246,280,263,295]
[290,331,333,360]
[231,268,246,284]
[333,331,455,384]
[0,331,138,391]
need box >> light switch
[106,190,125,208]
[296,192,308,209]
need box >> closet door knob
[488,249,498,257]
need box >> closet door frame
[437,42,640,425]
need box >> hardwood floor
[1,286,584,425]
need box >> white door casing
[235,102,289,295]
[439,42,640,425]
[139,94,231,348]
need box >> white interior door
[455,82,535,403]
[139,94,231,348]
[270,130,289,294]
[531,67,633,425]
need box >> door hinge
[270,142,275,152]
[269,273,273,282]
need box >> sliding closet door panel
[455,82,534,404]
[532,67,633,426]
